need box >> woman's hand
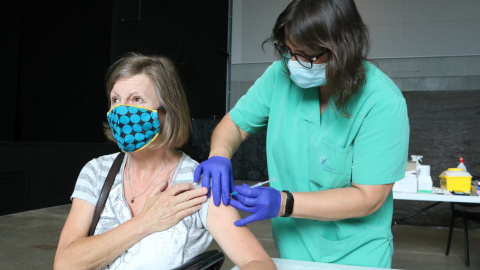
[137,182,208,234]
[229,184,281,226]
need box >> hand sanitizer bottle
[457,157,467,171]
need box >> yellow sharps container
[439,168,472,193]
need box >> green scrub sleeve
[229,62,281,134]
[352,96,410,185]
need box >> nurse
[194,0,409,268]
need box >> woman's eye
[134,97,143,102]
[111,98,119,103]
[297,55,310,62]
[298,54,316,62]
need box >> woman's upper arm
[350,182,394,215]
[225,113,251,143]
[205,199,274,268]
[57,198,95,250]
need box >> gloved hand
[194,156,235,206]
[229,184,281,227]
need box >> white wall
[358,0,480,58]
[232,0,480,62]
[231,0,290,64]
[230,0,480,107]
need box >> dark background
[1,0,228,214]
[3,0,227,144]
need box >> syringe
[231,177,276,195]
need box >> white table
[232,258,395,270]
[392,190,480,226]
[393,191,480,203]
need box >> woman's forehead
[112,74,154,94]
[115,74,151,87]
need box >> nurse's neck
[318,86,329,114]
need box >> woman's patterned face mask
[107,104,163,152]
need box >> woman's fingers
[169,184,208,205]
[165,185,208,219]
[167,182,196,196]
[174,204,203,221]
[181,194,208,209]
[141,183,208,232]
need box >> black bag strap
[88,152,125,236]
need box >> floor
[1,201,479,269]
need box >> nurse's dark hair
[264,0,370,117]
[103,52,191,149]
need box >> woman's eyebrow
[288,46,313,56]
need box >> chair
[445,202,480,267]
[172,249,225,270]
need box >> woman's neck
[128,147,174,171]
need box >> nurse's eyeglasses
[274,42,328,69]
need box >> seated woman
[54,53,276,270]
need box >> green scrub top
[229,60,409,268]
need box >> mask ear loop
[157,105,165,111]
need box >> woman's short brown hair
[264,0,370,117]
[104,53,191,149]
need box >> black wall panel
[17,1,113,143]
[1,1,22,141]
[3,0,228,143]
[0,142,119,212]
[110,0,228,119]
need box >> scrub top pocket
[308,134,353,191]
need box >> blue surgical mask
[107,104,162,152]
[287,60,327,89]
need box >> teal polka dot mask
[106,104,163,152]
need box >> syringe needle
[231,177,276,195]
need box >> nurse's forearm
[209,113,250,159]
[289,183,394,220]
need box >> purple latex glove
[229,183,281,226]
[194,156,235,206]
